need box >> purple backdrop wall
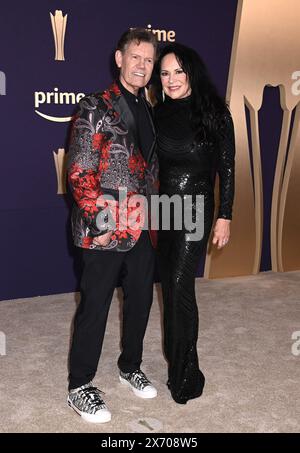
[1,0,277,301]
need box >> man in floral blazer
[67,28,159,423]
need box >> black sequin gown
[155,96,235,404]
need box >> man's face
[115,40,155,95]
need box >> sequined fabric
[155,100,235,404]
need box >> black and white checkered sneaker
[119,369,157,399]
[67,382,111,423]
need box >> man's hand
[96,195,118,221]
[212,218,231,249]
[93,231,113,247]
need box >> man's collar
[118,79,140,98]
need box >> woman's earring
[162,90,165,102]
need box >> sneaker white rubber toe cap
[67,397,111,423]
[119,376,157,399]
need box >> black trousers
[68,231,155,390]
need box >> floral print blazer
[68,82,158,251]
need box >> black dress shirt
[117,80,153,161]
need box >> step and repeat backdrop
[0,0,299,300]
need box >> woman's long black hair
[153,43,228,141]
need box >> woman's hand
[212,218,231,249]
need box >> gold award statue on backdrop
[50,10,67,61]
[53,148,67,195]
[205,0,300,277]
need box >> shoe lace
[130,370,151,390]
[76,386,106,411]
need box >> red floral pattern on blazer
[67,82,158,251]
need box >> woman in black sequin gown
[154,44,235,404]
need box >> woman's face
[160,53,191,100]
